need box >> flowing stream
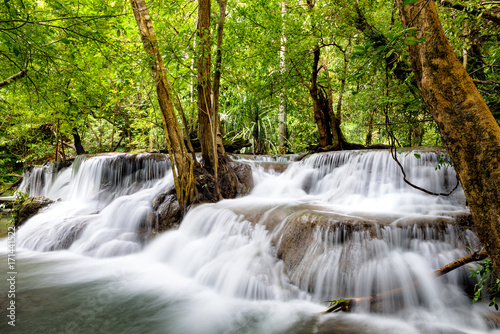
[1,150,498,333]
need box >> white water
[1,150,498,333]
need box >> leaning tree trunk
[130,0,194,210]
[396,0,500,272]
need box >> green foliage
[9,190,29,227]
[470,258,500,310]
[0,0,496,171]
[324,298,352,313]
[402,0,419,5]
[435,153,453,170]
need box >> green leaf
[417,36,426,43]
[12,44,19,56]
[414,152,421,159]
[403,36,425,46]
[403,0,419,5]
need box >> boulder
[14,196,54,227]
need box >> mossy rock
[13,196,54,227]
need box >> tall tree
[309,46,334,147]
[395,0,500,272]
[303,0,333,148]
[213,0,228,157]
[130,0,194,209]
[197,0,218,172]
[278,2,288,150]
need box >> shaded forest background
[1,0,499,189]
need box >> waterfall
[2,149,497,334]
[16,153,172,256]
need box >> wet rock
[229,160,254,196]
[47,217,88,251]
[14,196,54,227]
[317,317,374,334]
[150,187,182,234]
[274,210,376,274]
[143,159,254,239]
[253,161,290,173]
[225,203,479,300]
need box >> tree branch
[0,68,27,88]
[390,145,461,196]
[473,79,500,85]
[439,0,500,26]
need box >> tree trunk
[396,0,500,273]
[130,0,194,210]
[278,2,288,150]
[310,48,333,147]
[54,120,60,162]
[253,106,261,154]
[197,0,217,172]
[72,128,86,155]
[60,135,66,164]
[213,0,227,157]
[365,109,375,146]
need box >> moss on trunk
[396,0,500,272]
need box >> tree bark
[396,0,500,273]
[72,128,86,155]
[213,0,227,157]
[310,48,333,147]
[278,2,288,150]
[130,0,194,210]
[197,0,217,172]
[366,109,376,145]
[54,120,60,162]
[253,106,262,154]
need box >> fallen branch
[434,249,487,277]
[323,249,488,313]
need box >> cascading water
[1,149,498,334]
[16,153,172,255]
